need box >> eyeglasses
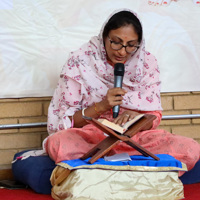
[108,36,140,53]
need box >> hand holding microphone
[112,63,125,118]
[95,63,125,117]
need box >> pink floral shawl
[47,9,162,135]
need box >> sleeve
[47,74,82,135]
[140,54,162,111]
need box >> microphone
[112,63,125,118]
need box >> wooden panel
[0,169,14,180]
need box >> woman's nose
[117,46,127,56]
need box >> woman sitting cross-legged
[45,9,200,176]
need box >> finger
[113,95,124,101]
[108,95,124,107]
[124,114,130,119]
[113,114,129,125]
[113,115,122,124]
[110,88,127,96]
[122,114,132,125]
[129,115,134,120]
[115,117,125,126]
[107,97,123,108]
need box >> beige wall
[160,92,200,143]
[0,92,200,179]
[0,97,50,178]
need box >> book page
[98,118,125,134]
[122,114,144,130]
[98,114,144,134]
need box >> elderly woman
[45,9,200,175]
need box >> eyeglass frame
[107,36,140,53]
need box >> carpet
[0,183,199,200]
[0,188,53,200]
[184,183,200,200]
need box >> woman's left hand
[113,111,140,126]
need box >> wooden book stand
[81,114,160,164]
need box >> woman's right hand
[98,88,127,113]
[72,88,127,128]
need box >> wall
[0,97,50,180]
[0,92,200,180]
[1,1,200,98]
[160,92,200,143]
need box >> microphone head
[114,63,124,76]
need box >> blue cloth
[61,154,183,169]
[180,159,200,184]
[12,151,56,194]
[12,151,200,195]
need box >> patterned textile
[45,9,200,175]
[47,9,162,135]
[50,154,186,200]
[46,110,200,176]
[58,154,186,171]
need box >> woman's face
[104,24,139,65]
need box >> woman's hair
[103,11,143,44]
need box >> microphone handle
[114,76,123,88]
[113,105,120,118]
[113,76,123,118]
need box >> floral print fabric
[46,9,200,174]
[46,109,200,176]
[47,9,162,135]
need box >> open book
[98,114,144,134]
[81,113,159,163]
